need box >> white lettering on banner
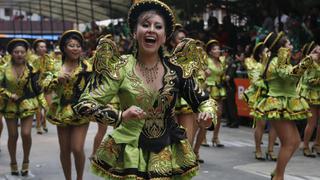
[238,86,245,99]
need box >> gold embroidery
[170,38,204,78]
[142,64,177,139]
[149,148,172,176]
[93,37,127,80]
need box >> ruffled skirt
[47,102,89,126]
[175,98,193,115]
[1,97,39,119]
[253,96,311,121]
[91,135,198,180]
[209,86,226,100]
[300,88,320,105]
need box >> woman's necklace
[13,64,26,80]
[138,59,160,83]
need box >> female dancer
[299,41,320,157]
[31,39,54,134]
[255,32,319,180]
[205,39,227,147]
[168,25,197,145]
[244,42,277,161]
[44,30,92,180]
[74,0,216,179]
[90,36,119,160]
[0,39,43,176]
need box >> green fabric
[77,54,214,179]
[244,58,264,108]
[0,62,39,119]
[46,59,91,126]
[206,57,226,98]
[254,54,312,121]
[206,56,226,86]
[299,61,320,105]
[267,57,300,97]
[92,136,198,180]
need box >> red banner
[234,78,251,117]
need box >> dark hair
[206,42,220,54]
[134,10,167,34]
[270,36,287,59]
[128,0,175,38]
[32,39,46,52]
[7,39,29,54]
[166,28,187,53]
[263,35,288,80]
[253,44,265,61]
[11,42,28,52]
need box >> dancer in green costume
[74,0,216,179]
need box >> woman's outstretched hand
[197,112,213,128]
[122,105,146,122]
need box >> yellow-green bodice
[0,61,42,119]
[75,54,216,152]
[46,59,92,126]
[206,56,226,86]
[0,62,30,97]
[300,61,320,90]
[266,56,312,98]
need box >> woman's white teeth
[145,36,156,43]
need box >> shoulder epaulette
[169,38,203,78]
[93,36,127,80]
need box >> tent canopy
[0,0,132,23]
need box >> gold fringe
[91,160,199,180]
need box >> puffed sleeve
[251,67,266,89]
[170,38,217,124]
[73,36,128,126]
[40,60,60,92]
[304,61,320,85]
[274,48,313,78]
[179,74,217,124]
[0,68,14,99]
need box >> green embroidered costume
[254,47,312,120]
[206,56,227,99]
[299,60,320,105]
[44,59,92,126]
[74,38,216,180]
[0,61,43,119]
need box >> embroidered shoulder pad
[170,38,204,78]
[93,36,127,80]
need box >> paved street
[0,120,320,180]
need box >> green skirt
[47,102,89,126]
[1,97,39,119]
[175,98,194,115]
[91,136,199,180]
[209,85,226,100]
[300,87,320,105]
[253,96,311,121]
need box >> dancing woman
[0,39,43,176]
[299,41,320,157]
[44,30,92,180]
[244,42,277,161]
[255,32,319,180]
[74,0,216,179]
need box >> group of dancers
[0,0,319,180]
[244,31,320,179]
